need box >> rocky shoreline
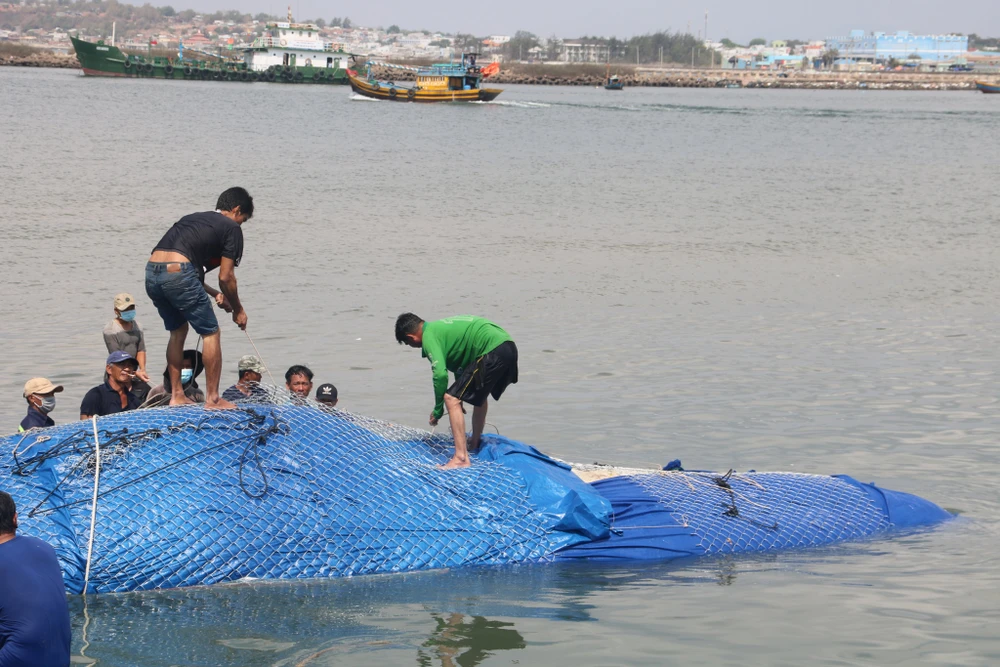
[3,54,990,91]
[2,51,78,68]
[373,64,987,91]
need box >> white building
[559,39,610,63]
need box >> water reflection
[417,613,525,667]
[63,558,784,665]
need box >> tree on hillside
[720,37,739,48]
[329,17,342,27]
[452,33,481,51]
[159,5,174,17]
[342,17,352,29]
[748,37,766,46]
[387,24,400,33]
[502,30,539,61]
[315,18,325,28]
[546,34,562,60]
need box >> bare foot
[204,397,238,410]
[168,396,196,406]
[468,437,481,454]
[438,456,471,470]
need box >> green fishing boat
[70,10,353,85]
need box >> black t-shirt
[153,211,244,281]
[80,381,142,417]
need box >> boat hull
[70,35,348,85]
[348,72,501,102]
[975,81,1000,94]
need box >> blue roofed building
[825,30,968,63]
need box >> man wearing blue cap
[80,351,143,419]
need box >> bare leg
[439,393,471,469]
[202,330,236,409]
[167,324,195,406]
[469,399,488,452]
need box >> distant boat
[348,53,502,102]
[975,81,1000,94]
[604,64,624,90]
[69,10,351,85]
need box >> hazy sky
[180,0,997,43]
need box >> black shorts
[447,341,518,407]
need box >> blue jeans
[145,262,219,335]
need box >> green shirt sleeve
[424,336,449,420]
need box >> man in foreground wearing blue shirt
[0,491,71,666]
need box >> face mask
[180,369,194,384]
[38,396,56,414]
[119,310,137,322]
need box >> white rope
[243,328,278,387]
[83,416,101,595]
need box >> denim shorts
[145,262,219,335]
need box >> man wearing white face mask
[103,292,150,383]
[19,378,64,433]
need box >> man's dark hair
[0,491,16,535]
[395,313,424,344]
[216,187,254,220]
[285,365,314,383]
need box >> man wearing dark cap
[19,378,63,433]
[146,187,254,410]
[80,351,143,419]
[0,491,72,666]
[315,383,338,407]
[222,355,270,402]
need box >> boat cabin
[414,53,484,91]
[243,8,346,71]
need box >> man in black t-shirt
[145,187,254,409]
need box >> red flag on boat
[347,68,357,77]
[481,61,500,77]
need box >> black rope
[25,408,283,517]
[712,469,779,532]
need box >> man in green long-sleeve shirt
[396,313,519,469]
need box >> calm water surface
[2,67,999,665]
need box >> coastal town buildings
[824,30,968,63]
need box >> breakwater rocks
[491,69,981,91]
[2,51,78,68]
[371,64,982,91]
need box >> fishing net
[627,470,892,554]
[1,387,948,593]
[4,387,557,593]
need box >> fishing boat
[69,8,352,85]
[347,53,502,102]
[975,81,1000,94]
[604,64,624,90]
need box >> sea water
[1,67,998,665]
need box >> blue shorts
[145,262,219,335]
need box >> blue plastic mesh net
[4,390,555,593]
[2,388,945,594]
[627,470,892,554]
